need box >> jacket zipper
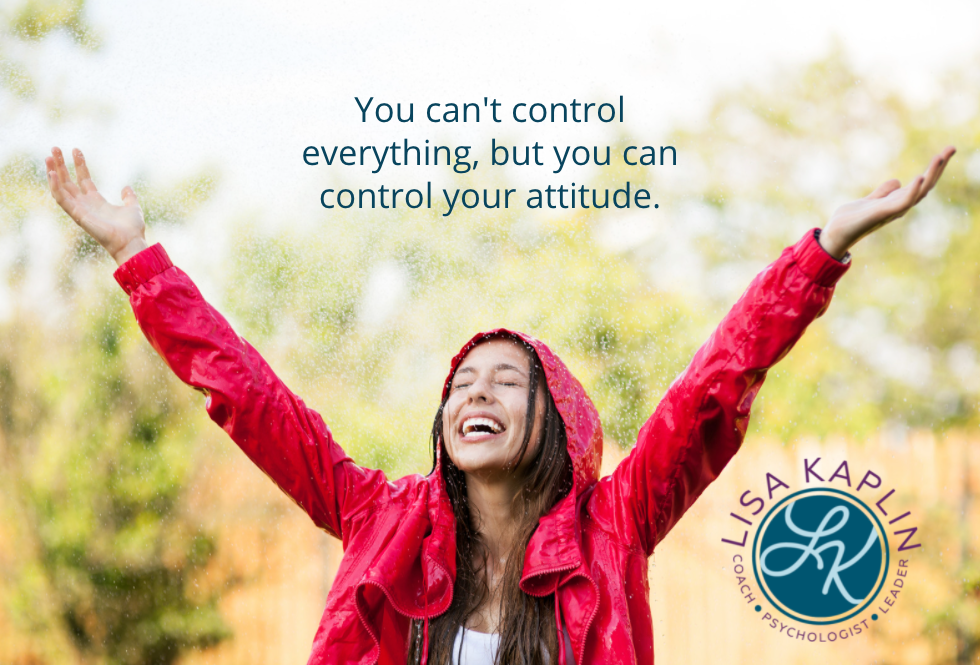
[353,590,383,664]
[575,574,600,665]
[521,561,589,665]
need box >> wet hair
[409,335,574,664]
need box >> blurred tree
[0,0,98,125]
[0,287,231,665]
[0,2,231,664]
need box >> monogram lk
[722,458,920,643]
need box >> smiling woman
[423,335,574,664]
[44,143,955,665]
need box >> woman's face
[442,338,546,481]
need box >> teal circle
[752,488,889,626]
[755,605,762,612]
[872,614,878,621]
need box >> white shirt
[451,626,574,665]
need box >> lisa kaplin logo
[722,458,920,643]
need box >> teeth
[462,417,504,436]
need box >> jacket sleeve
[113,243,388,542]
[595,229,850,556]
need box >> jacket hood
[437,328,604,596]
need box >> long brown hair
[409,335,573,664]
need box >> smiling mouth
[460,417,505,438]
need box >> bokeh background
[2,0,980,663]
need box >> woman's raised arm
[46,147,386,541]
[590,147,955,557]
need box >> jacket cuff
[792,228,851,287]
[113,243,174,295]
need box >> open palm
[821,146,956,258]
[46,147,147,263]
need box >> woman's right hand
[46,147,148,267]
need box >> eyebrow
[454,363,529,377]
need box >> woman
[46,145,954,664]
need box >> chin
[447,447,511,475]
[452,457,504,475]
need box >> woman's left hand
[819,146,956,259]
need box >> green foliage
[0,154,48,233]
[7,0,97,45]
[903,494,980,664]
[134,172,220,228]
[0,163,232,663]
[0,0,99,103]
[0,292,231,665]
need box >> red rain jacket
[113,229,848,664]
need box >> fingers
[45,157,65,205]
[890,176,924,218]
[915,154,943,204]
[914,146,956,204]
[50,147,80,198]
[45,154,76,208]
[906,176,925,205]
[874,145,956,223]
[72,148,97,194]
[51,147,71,183]
[868,179,901,199]
[121,185,138,206]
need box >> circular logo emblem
[753,488,889,625]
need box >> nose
[465,376,494,404]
